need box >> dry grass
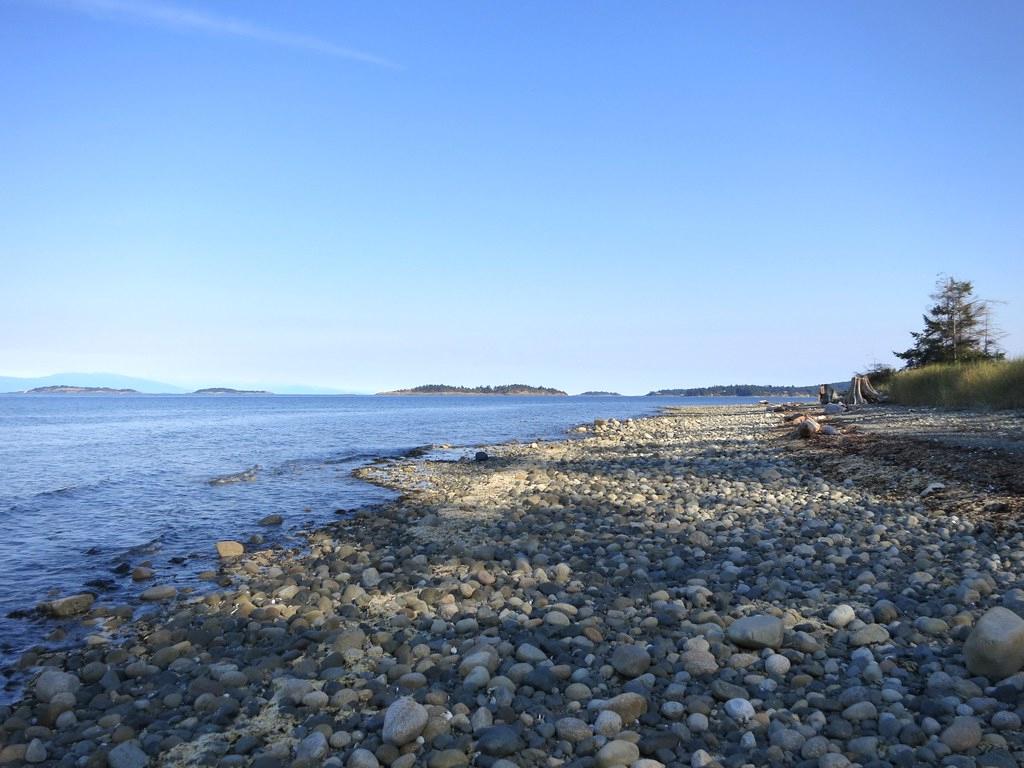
[888,358,1024,409]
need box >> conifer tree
[895,276,1005,368]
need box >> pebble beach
[4,404,1024,768]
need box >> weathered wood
[796,418,820,438]
[844,376,864,405]
[843,375,884,405]
[861,377,883,401]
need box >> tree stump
[843,375,883,405]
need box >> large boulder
[39,593,94,617]
[216,540,244,558]
[382,697,428,745]
[963,607,1024,679]
[34,670,80,703]
[727,615,784,649]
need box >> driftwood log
[796,417,820,438]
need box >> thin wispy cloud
[47,0,399,68]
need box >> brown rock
[601,692,648,723]
[216,540,245,558]
[39,593,94,617]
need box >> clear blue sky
[2,1,1022,394]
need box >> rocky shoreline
[3,405,1024,768]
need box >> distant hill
[192,388,272,395]
[380,384,568,396]
[24,385,139,395]
[0,372,185,394]
[0,374,366,395]
[576,391,622,396]
[647,384,820,397]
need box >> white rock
[594,709,623,737]
[828,604,856,628]
[765,653,791,676]
[724,697,756,724]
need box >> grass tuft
[888,358,1024,410]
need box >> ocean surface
[0,393,807,699]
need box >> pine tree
[895,276,1005,368]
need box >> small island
[22,385,139,395]
[379,384,567,396]
[192,388,272,395]
[576,391,622,396]
[647,384,818,397]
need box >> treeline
[647,385,818,397]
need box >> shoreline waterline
[0,397,813,702]
[6,403,1022,767]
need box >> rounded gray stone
[347,749,380,768]
[34,670,80,703]
[107,741,149,768]
[727,614,784,649]
[475,725,523,757]
[963,607,1024,679]
[940,716,982,752]
[383,697,429,745]
[295,731,328,763]
[610,644,651,677]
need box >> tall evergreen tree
[895,276,1005,368]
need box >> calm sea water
[0,393,804,698]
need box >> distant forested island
[21,385,139,395]
[647,385,818,397]
[576,391,622,396]
[380,384,568,396]
[192,388,272,395]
